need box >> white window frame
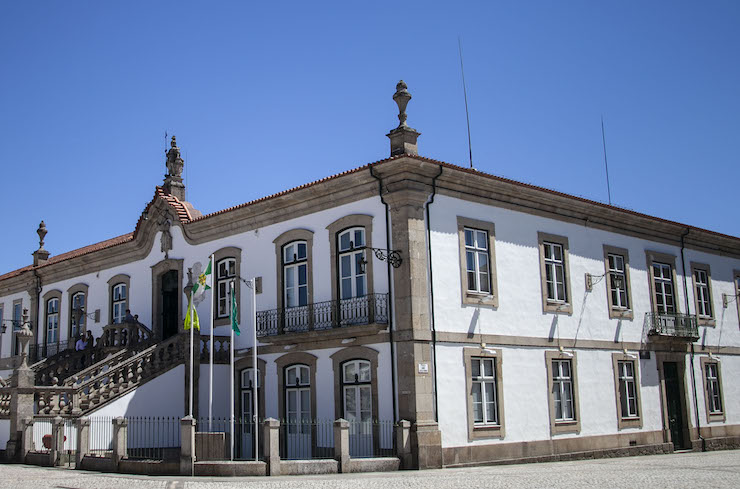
[694,269,711,318]
[283,241,308,308]
[338,228,367,300]
[471,357,499,426]
[617,360,639,419]
[464,228,492,295]
[544,242,567,303]
[608,253,629,309]
[112,283,127,324]
[652,262,676,314]
[706,363,722,414]
[216,257,236,319]
[552,359,575,422]
[342,359,372,423]
[46,298,59,345]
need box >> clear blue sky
[1,1,738,275]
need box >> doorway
[663,361,690,449]
[161,270,179,340]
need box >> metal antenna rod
[601,115,612,205]
[458,37,473,169]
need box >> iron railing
[126,416,181,460]
[29,341,71,363]
[279,419,334,460]
[348,420,395,458]
[645,312,699,340]
[257,293,388,337]
[89,416,113,457]
[197,416,264,461]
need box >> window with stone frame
[546,350,580,434]
[112,283,127,324]
[538,233,571,314]
[691,263,714,326]
[46,297,60,345]
[463,347,505,440]
[471,357,499,426]
[705,362,722,414]
[465,228,492,295]
[70,291,86,339]
[603,246,634,319]
[617,360,639,418]
[338,228,367,300]
[216,257,236,319]
[457,217,498,307]
[283,241,308,308]
[653,262,676,314]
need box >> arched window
[284,364,311,458]
[46,298,60,345]
[217,257,236,318]
[112,283,127,324]
[338,228,366,300]
[70,291,86,339]
[342,359,372,423]
[283,241,308,308]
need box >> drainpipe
[369,163,397,422]
[425,165,443,422]
[680,227,705,452]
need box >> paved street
[1,450,739,489]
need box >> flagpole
[252,278,258,461]
[230,281,235,461]
[188,289,194,418]
[209,254,215,432]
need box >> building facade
[1,82,739,468]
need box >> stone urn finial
[393,80,412,128]
[37,221,47,251]
[17,309,34,368]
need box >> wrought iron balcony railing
[257,293,389,337]
[645,312,699,340]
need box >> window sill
[469,423,505,440]
[551,420,580,434]
[609,308,633,320]
[617,416,643,430]
[697,317,716,327]
[707,412,726,423]
[463,291,497,308]
[544,301,572,315]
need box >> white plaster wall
[430,194,740,348]
[198,364,231,419]
[436,343,666,448]
[89,364,185,418]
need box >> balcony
[645,312,699,341]
[257,293,389,337]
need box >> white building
[1,81,739,468]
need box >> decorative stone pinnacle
[171,135,177,148]
[37,221,47,250]
[393,80,412,128]
[163,135,186,200]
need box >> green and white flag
[193,259,212,302]
[231,290,240,336]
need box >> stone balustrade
[199,335,231,364]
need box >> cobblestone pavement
[1,450,739,489]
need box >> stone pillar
[51,416,65,466]
[5,320,36,462]
[20,417,34,462]
[374,158,444,469]
[112,417,128,471]
[75,417,90,468]
[180,416,196,476]
[396,420,412,469]
[263,418,280,476]
[333,418,350,473]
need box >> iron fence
[32,419,52,453]
[348,419,395,458]
[89,416,113,457]
[279,418,334,460]
[645,312,699,340]
[257,293,389,337]
[197,416,263,461]
[126,416,181,460]
[29,341,71,363]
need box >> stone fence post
[75,417,90,468]
[112,417,128,471]
[264,418,280,476]
[334,418,350,473]
[51,417,65,466]
[180,416,196,476]
[20,417,34,462]
[396,420,411,469]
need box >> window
[46,298,59,345]
[546,350,580,434]
[471,357,498,425]
[212,247,242,327]
[603,246,633,319]
[463,347,505,439]
[284,363,312,459]
[701,357,724,422]
[239,367,261,459]
[457,217,498,307]
[691,263,714,326]
[283,241,308,308]
[538,233,572,314]
[217,258,236,318]
[338,228,367,300]
[611,354,643,429]
[330,346,380,439]
[646,252,678,315]
[112,283,127,324]
[107,274,130,325]
[70,292,85,339]
[12,300,22,355]
[342,360,372,423]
